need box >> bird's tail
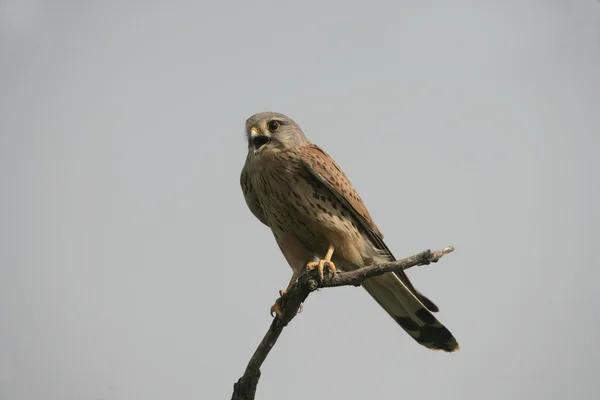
[361,272,459,352]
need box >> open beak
[250,127,271,154]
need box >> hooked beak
[250,127,271,154]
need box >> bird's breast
[248,152,369,263]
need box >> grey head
[245,111,311,155]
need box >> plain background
[1,1,599,399]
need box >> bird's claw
[270,289,288,318]
[306,259,337,280]
[270,299,283,318]
[270,287,305,318]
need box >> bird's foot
[270,297,284,318]
[306,259,337,280]
[270,286,305,318]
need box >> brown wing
[240,163,269,227]
[297,144,439,312]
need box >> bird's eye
[267,120,280,132]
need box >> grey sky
[1,1,599,399]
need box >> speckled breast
[250,151,364,257]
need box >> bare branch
[320,246,454,288]
[231,246,455,400]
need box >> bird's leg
[306,243,337,280]
[279,271,302,297]
[270,270,302,318]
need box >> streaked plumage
[240,111,459,352]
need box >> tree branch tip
[429,245,455,263]
[443,245,455,254]
[437,245,455,256]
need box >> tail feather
[414,291,439,313]
[362,273,459,352]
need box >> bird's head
[245,112,310,155]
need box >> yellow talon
[270,298,283,318]
[306,260,337,279]
[306,244,337,279]
[271,246,336,318]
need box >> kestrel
[240,111,459,352]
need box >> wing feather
[297,144,438,311]
[240,163,269,227]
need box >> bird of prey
[240,111,459,352]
